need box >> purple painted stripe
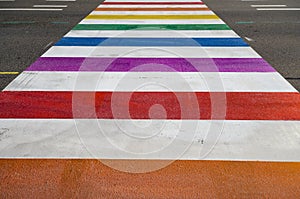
[27,57,275,72]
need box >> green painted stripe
[0,21,35,24]
[235,21,254,24]
[51,21,69,24]
[73,24,231,30]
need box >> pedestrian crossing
[1,0,300,197]
[1,0,300,163]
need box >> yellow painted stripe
[85,14,220,20]
[0,72,19,75]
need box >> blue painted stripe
[55,37,249,47]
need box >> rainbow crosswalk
[1,0,300,197]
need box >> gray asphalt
[204,0,300,91]
[0,0,103,89]
[0,0,299,91]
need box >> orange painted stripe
[95,7,211,11]
[0,159,299,198]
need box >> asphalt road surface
[204,0,300,91]
[0,0,104,89]
[0,0,299,91]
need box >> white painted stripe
[42,46,260,58]
[33,5,68,8]
[104,0,203,2]
[251,5,287,7]
[244,36,254,41]
[1,119,299,161]
[98,5,208,8]
[5,72,295,92]
[0,0,15,1]
[256,8,300,10]
[0,8,63,11]
[46,0,75,1]
[90,11,215,15]
[79,19,224,24]
[241,0,267,1]
[65,30,240,38]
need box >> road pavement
[204,0,300,90]
[0,0,103,89]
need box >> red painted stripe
[102,2,204,5]
[0,91,299,120]
[1,159,300,198]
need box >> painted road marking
[241,0,267,1]
[65,30,240,38]
[4,72,295,92]
[51,21,69,24]
[0,119,299,160]
[102,1,204,4]
[46,0,76,2]
[73,24,230,30]
[43,46,260,58]
[0,159,299,198]
[95,7,210,11]
[91,11,215,15]
[0,21,36,24]
[27,57,274,72]
[1,92,299,120]
[0,8,63,11]
[0,72,19,75]
[98,5,208,8]
[43,42,53,50]
[4,71,296,92]
[256,8,300,10]
[236,21,254,24]
[54,37,249,46]
[251,5,287,7]
[84,14,220,20]
[105,0,204,1]
[79,19,225,24]
[0,21,69,24]
[244,36,254,41]
[33,5,68,8]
